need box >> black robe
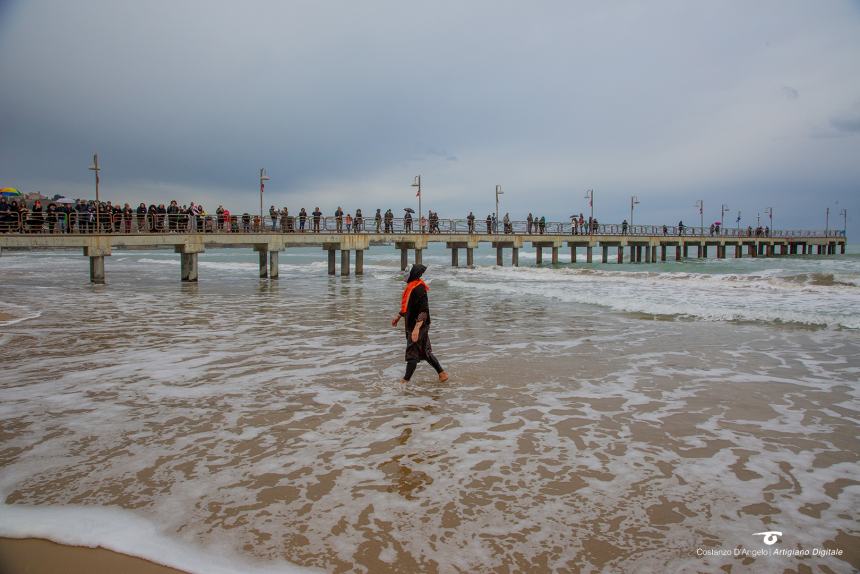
[401,282,432,362]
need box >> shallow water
[1,245,858,573]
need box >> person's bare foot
[399,379,408,385]
[438,371,449,383]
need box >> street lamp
[764,207,773,232]
[89,153,101,232]
[825,207,830,235]
[839,208,847,236]
[411,175,422,233]
[630,195,639,227]
[585,189,594,234]
[720,204,729,229]
[259,168,269,224]
[495,185,503,235]
[736,210,742,231]
[694,200,703,234]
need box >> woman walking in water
[392,264,448,385]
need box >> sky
[1,0,859,235]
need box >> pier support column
[676,245,681,261]
[536,246,543,265]
[683,244,689,259]
[355,250,364,275]
[258,249,268,278]
[645,245,651,263]
[269,251,279,279]
[637,245,643,263]
[341,249,350,276]
[415,249,423,265]
[661,245,667,261]
[551,246,559,265]
[512,247,519,267]
[571,246,576,264]
[617,245,624,264]
[451,248,459,267]
[602,245,608,263]
[496,246,503,266]
[652,246,657,262]
[735,244,741,258]
[697,244,703,258]
[328,249,336,275]
[400,247,408,271]
[466,248,474,267]
[841,243,846,255]
[89,255,106,284]
[180,253,198,282]
[586,245,593,263]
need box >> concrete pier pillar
[661,245,667,261]
[735,244,741,258]
[571,246,576,263]
[536,246,543,265]
[496,246,503,266]
[466,248,474,267]
[269,251,279,279]
[683,244,689,259]
[328,249,336,275]
[697,244,703,258]
[415,249,423,265]
[355,250,364,275]
[451,248,459,267]
[586,245,593,263]
[512,247,519,267]
[89,255,106,284]
[817,245,823,255]
[651,246,657,262]
[617,245,624,264]
[645,245,651,263]
[400,248,408,271]
[258,249,268,278]
[180,253,198,282]
[551,246,559,265]
[601,245,608,263]
[637,245,643,263]
[341,249,350,276]
[675,245,681,261]
[841,243,846,255]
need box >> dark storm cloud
[1,0,859,235]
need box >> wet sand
[0,537,188,574]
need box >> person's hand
[411,328,420,342]
[391,315,400,327]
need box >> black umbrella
[404,207,415,213]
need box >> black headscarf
[406,264,427,283]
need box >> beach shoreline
[0,537,189,574]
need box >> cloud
[781,86,800,100]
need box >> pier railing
[0,212,846,238]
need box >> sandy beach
[0,537,188,574]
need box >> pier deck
[0,231,848,284]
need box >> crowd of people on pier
[0,195,801,237]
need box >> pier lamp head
[260,168,270,182]
[411,176,420,187]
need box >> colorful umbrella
[1,187,22,197]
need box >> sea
[1,244,858,573]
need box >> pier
[0,217,847,283]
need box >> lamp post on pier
[736,210,742,232]
[89,153,101,232]
[585,189,594,234]
[764,207,773,233]
[495,185,503,235]
[630,195,639,227]
[694,200,703,235]
[259,168,269,224]
[411,175,422,233]
[720,204,729,234]
[839,208,847,236]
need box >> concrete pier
[512,247,519,266]
[341,249,350,276]
[269,251,279,279]
[89,255,106,284]
[1,230,846,284]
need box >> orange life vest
[400,279,429,314]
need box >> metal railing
[0,212,847,238]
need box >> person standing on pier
[527,213,534,234]
[299,208,307,231]
[270,205,278,231]
[392,264,448,385]
[312,207,322,232]
[467,211,475,233]
[335,206,343,232]
[375,209,382,232]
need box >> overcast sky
[1,0,858,234]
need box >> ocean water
[0,244,858,573]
